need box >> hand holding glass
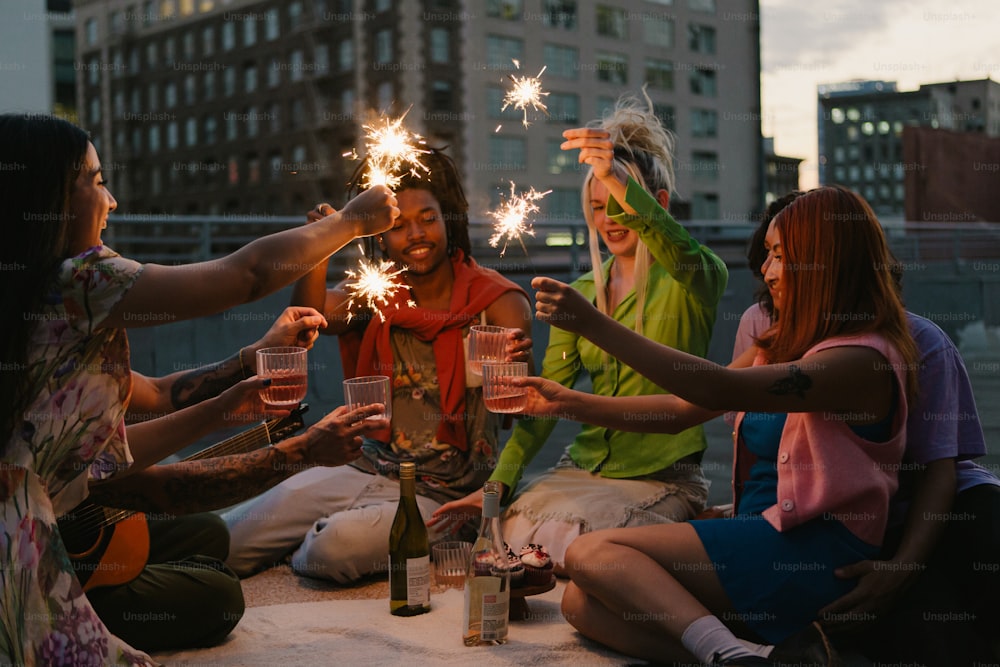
[482,362,528,413]
[343,375,392,421]
[256,347,308,409]
[468,325,511,375]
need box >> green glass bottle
[389,461,430,616]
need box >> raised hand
[531,276,599,335]
[512,375,573,419]
[340,185,399,238]
[561,127,628,187]
[255,306,328,353]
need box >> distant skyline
[759,0,1000,189]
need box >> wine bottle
[463,481,510,646]
[389,461,431,616]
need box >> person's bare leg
[561,523,755,662]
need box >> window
[166,121,178,150]
[203,115,217,144]
[267,61,281,87]
[269,102,281,133]
[486,35,522,70]
[163,37,175,66]
[248,154,260,184]
[430,80,452,112]
[315,44,329,74]
[246,106,259,138]
[148,125,160,153]
[185,117,198,147]
[653,103,675,131]
[688,24,715,53]
[830,107,845,124]
[88,97,101,124]
[182,31,195,59]
[375,29,392,64]
[243,15,257,46]
[487,0,522,19]
[269,153,283,182]
[146,42,158,67]
[164,82,177,108]
[543,44,577,79]
[226,112,238,141]
[222,22,235,51]
[202,26,214,55]
[184,74,196,104]
[596,95,615,119]
[430,28,449,64]
[288,1,303,30]
[289,50,304,82]
[85,18,98,46]
[87,57,99,86]
[543,0,576,28]
[688,0,715,12]
[861,121,874,136]
[690,150,719,181]
[265,8,280,40]
[487,87,523,121]
[339,39,354,70]
[691,108,717,137]
[377,81,393,111]
[645,59,673,90]
[547,92,579,124]
[595,51,627,84]
[644,16,674,47]
[690,67,717,96]
[546,188,582,222]
[228,155,239,185]
[489,136,526,170]
[223,67,236,96]
[691,192,719,219]
[146,83,158,109]
[596,5,627,39]
[244,63,257,92]
[546,138,576,174]
[204,70,215,100]
[340,88,355,118]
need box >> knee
[185,513,231,560]
[292,507,388,584]
[564,532,612,585]
[194,568,245,647]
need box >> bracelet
[238,347,251,379]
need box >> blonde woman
[432,92,728,567]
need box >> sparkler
[502,60,549,128]
[342,246,414,322]
[488,181,551,257]
[343,111,430,190]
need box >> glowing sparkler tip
[501,61,550,129]
[344,254,411,322]
[487,181,551,257]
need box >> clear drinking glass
[343,375,392,421]
[481,362,527,413]
[256,347,309,409]
[467,325,510,376]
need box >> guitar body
[60,510,150,591]
[58,405,307,591]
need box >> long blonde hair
[581,89,677,336]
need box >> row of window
[486,0,717,24]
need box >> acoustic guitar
[58,404,307,591]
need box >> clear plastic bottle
[389,461,430,616]
[462,481,509,645]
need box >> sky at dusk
[759,0,1000,188]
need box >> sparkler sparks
[344,111,430,190]
[488,181,551,257]
[343,248,414,322]
[502,60,549,128]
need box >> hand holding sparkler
[560,127,631,213]
[488,181,551,257]
[501,59,549,128]
[339,185,400,238]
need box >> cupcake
[519,544,554,586]
[505,543,525,587]
[472,551,495,577]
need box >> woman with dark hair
[223,146,534,583]
[433,91,728,569]
[0,114,396,664]
[511,186,919,665]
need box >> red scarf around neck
[338,251,526,450]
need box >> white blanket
[152,581,645,666]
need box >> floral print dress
[1,246,153,666]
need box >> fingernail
[262,378,272,387]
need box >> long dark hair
[1,114,90,449]
[747,191,804,318]
[346,147,472,262]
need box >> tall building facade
[818,78,1000,217]
[0,0,76,118]
[74,0,762,221]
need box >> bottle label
[480,588,509,641]
[406,555,430,606]
[464,576,508,640]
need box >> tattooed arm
[91,404,387,514]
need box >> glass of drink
[343,375,392,421]
[467,325,510,375]
[256,347,308,409]
[432,540,472,589]
[481,362,527,413]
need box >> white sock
[681,615,759,664]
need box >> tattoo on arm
[169,353,244,410]
[87,447,304,514]
[767,364,812,399]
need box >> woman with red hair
[515,186,919,666]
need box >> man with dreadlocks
[223,147,534,583]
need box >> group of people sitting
[1,91,996,667]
